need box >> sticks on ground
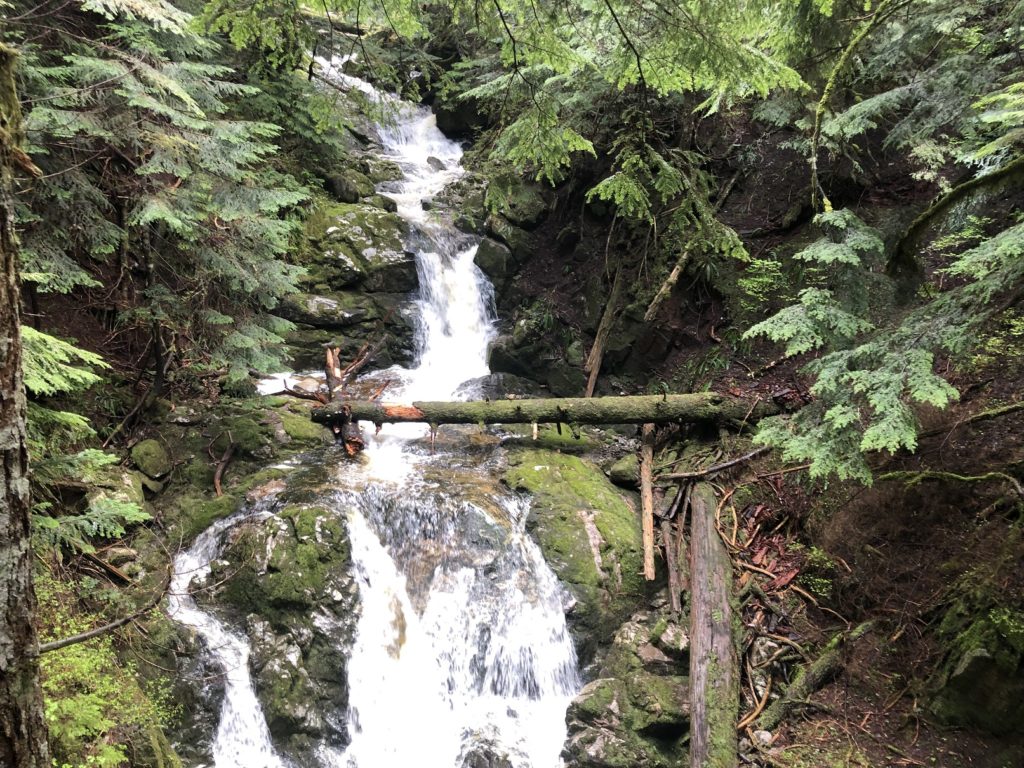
[756,621,873,731]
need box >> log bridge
[311,392,776,429]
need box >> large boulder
[278,291,381,329]
[209,502,358,758]
[930,608,1024,734]
[301,203,416,293]
[563,609,690,768]
[503,450,651,661]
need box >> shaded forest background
[2,0,1023,765]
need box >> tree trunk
[0,43,51,768]
[312,392,776,428]
[689,482,738,768]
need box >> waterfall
[167,507,285,768]
[169,58,579,768]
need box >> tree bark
[0,43,51,768]
[689,482,738,768]
[312,392,777,428]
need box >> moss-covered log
[689,482,738,768]
[311,392,776,427]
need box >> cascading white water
[324,57,581,768]
[167,508,285,768]
[170,58,579,768]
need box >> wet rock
[279,291,380,329]
[562,609,690,768]
[364,193,398,212]
[435,174,487,234]
[474,238,513,287]
[132,438,172,479]
[248,616,326,738]
[607,454,639,488]
[212,503,358,758]
[359,156,403,183]
[301,203,412,293]
[168,628,226,764]
[460,740,515,768]
[427,155,447,171]
[455,372,547,401]
[503,451,649,661]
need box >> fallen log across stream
[311,392,778,429]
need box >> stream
[167,59,581,768]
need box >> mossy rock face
[474,238,512,283]
[324,169,375,203]
[211,503,357,758]
[563,607,690,768]
[301,203,414,293]
[503,450,649,660]
[86,468,147,514]
[358,156,403,184]
[491,178,550,230]
[278,409,331,446]
[608,454,639,488]
[132,438,172,479]
[363,193,398,212]
[486,214,534,264]
[278,291,381,329]
[434,174,487,234]
[931,608,1024,734]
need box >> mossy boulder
[211,503,357,757]
[324,168,375,203]
[931,608,1024,734]
[301,203,415,293]
[563,608,690,768]
[474,238,512,283]
[486,214,534,264]
[132,439,172,479]
[279,291,381,329]
[435,174,487,234]
[491,178,550,230]
[358,156,403,184]
[608,454,639,487]
[503,450,649,660]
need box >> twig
[657,446,770,482]
[213,440,236,497]
[38,570,171,654]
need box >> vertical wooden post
[639,422,656,580]
[689,482,738,768]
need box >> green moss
[279,410,330,445]
[168,493,240,543]
[214,415,274,458]
[131,439,172,479]
[504,449,648,644]
[218,504,351,622]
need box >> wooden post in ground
[689,482,739,768]
[640,423,656,580]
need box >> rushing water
[169,59,579,768]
